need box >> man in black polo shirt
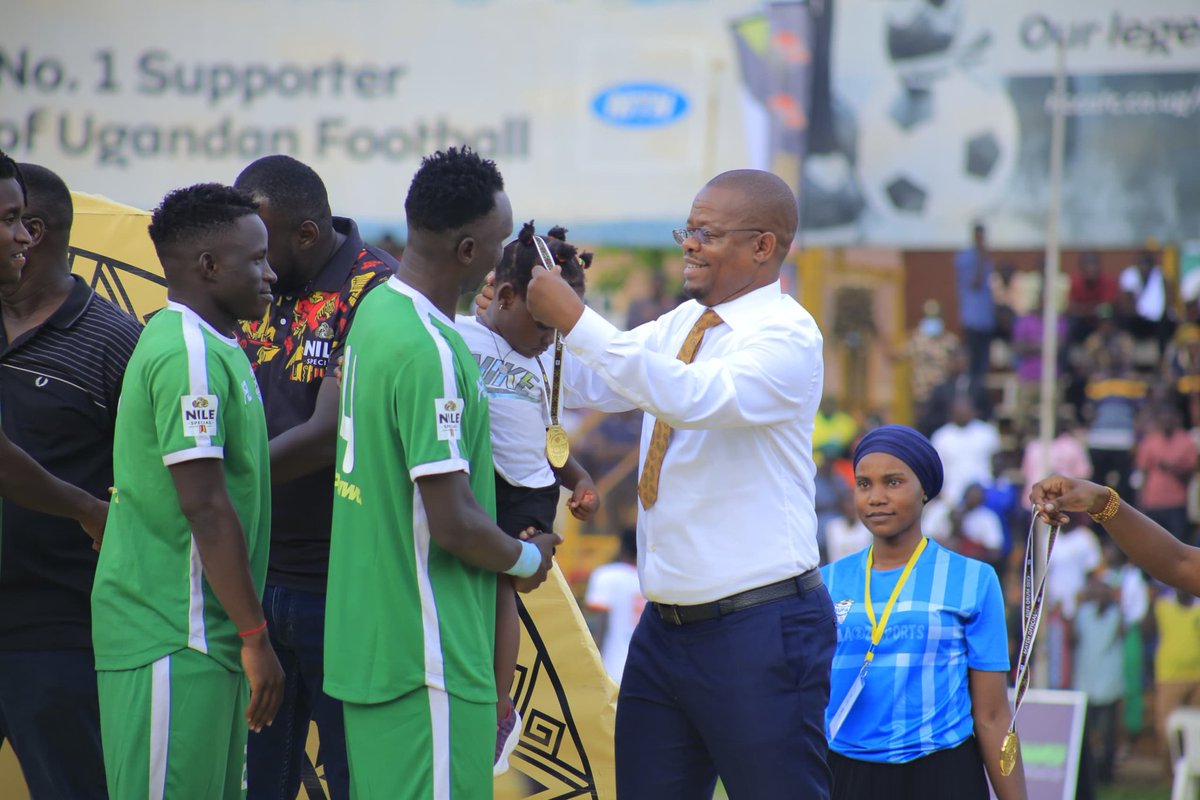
[235,155,395,800]
[0,162,141,799]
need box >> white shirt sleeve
[564,306,822,429]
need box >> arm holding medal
[527,260,817,430]
[1032,475,1200,596]
[971,670,1028,800]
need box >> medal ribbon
[1007,510,1062,738]
[531,235,565,428]
[829,537,928,740]
[534,339,564,428]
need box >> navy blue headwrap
[852,424,944,501]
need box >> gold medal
[545,424,570,468]
[1000,729,1019,776]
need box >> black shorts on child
[494,473,560,538]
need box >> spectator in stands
[813,395,857,461]
[1104,542,1149,755]
[1149,588,1200,761]
[980,451,1021,567]
[625,270,677,329]
[1135,403,1197,544]
[1072,571,1124,788]
[1119,248,1171,359]
[1044,514,1103,691]
[1011,288,1068,436]
[1084,362,1147,503]
[954,223,996,392]
[945,483,1004,567]
[1080,304,1136,377]
[990,261,1021,346]
[919,349,990,437]
[896,300,960,434]
[1067,251,1117,347]
[1020,415,1092,507]
[823,494,871,564]
[1162,308,1200,428]
[814,452,852,560]
[585,529,644,684]
[931,395,1001,505]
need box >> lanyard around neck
[863,537,928,660]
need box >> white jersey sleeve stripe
[414,312,462,465]
[409,458,471,481]
[412,485,446,689]
[180,311,213,450]
[162,446,225,466]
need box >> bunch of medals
[1000,511,1062,775]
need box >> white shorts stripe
[149,656,171,800]
[428,687,451,800]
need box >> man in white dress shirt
[527,170,832,799]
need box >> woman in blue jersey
[821,424,1028,800]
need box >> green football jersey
[92,302,271,672]
[325,276,497,705]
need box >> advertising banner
[2,0,761,246]
[809,0,1200,246]
[4,2,1197,244]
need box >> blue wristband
[504,540,542,578]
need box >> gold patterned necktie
[637,308,724,510]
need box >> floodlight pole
[1034,40,1067,690]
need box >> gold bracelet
[1088,486,1121,524]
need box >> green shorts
[97,648,249,800]
[343,686,492,799]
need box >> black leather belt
[653,569,823,626]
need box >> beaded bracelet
[1089,486,1121,524]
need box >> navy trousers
[0,648,108,799]
[615,580,836,799]
[247,584,350,800]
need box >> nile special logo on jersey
[181,394,219,438]
[834,599,854,626]
[436,397,463,441]
[302,320,336,369]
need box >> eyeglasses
[672,227,763,246]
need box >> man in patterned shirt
[233,155,396,799]
[91,183,283,799]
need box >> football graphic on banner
[856,71,1019,238]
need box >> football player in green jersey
[325,147,559,799]
[91,183,283,800]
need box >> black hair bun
[547,225,568,242]
[517,220,536,246]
